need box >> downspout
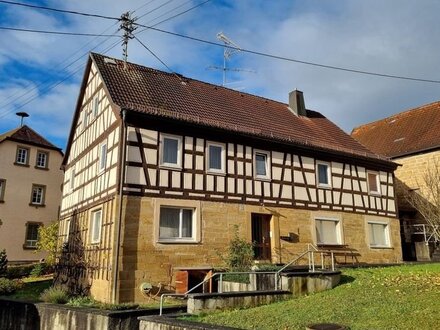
[112,108,127,304]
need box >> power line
[134,35,175,74]
[0,0,119,20]
[0,25,119,37]
[138,0,212,29]
[134,24,440,84]
[138,0,175,20]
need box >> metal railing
[159,244,339,315]
[159,270,279,315]
[412,224,440,244]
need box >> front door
[251,213,272,260]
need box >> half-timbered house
[58,53,401,303]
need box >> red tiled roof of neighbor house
[89,53,391,165]
[351,101,440,158]
[0,125,61,151]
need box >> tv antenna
[208,32,255,87]
[16,112,29,127]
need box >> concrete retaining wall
[0,298,184,330]
[139,315,239,330]
[281,272,341,296]
[187,290,292,314]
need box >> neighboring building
[0,125,63,263]
[352,101,440,261]
[58,53,401,303]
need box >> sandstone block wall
[116,196,401,303]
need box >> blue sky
[1,0,440,150]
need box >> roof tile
[351,101,440,157]
[91,53,385,162]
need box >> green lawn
[2,276,53,301]
[187,263,440,330]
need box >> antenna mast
[217,32,241,86]
[119,12,137,68]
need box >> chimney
[289,90,307,117]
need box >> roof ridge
[90,52,289,108]
[352,99,440,133]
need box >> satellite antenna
[16,112,29,127]
[209,32,255,87]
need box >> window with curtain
[159,207,194,240]
[369,222,389,247]
[91,209,102,244]
[315,218,341,245]
[99,143,107,172]
[208,143,224,172]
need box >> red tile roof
[0,125,61,151]
[351,101,440,158]
[91,53,391,164]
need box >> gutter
[112,108,127,304]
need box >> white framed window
[99,143,107,172]
[315,217,342,245]
[160,134,182,168]
[254,150,270,180]
[64,218,71,243]
[367,171,381,195]
[16,147,29,165]
[36,151,48,169]
[159,207,195,242]
[368,221,390,248]
[24,222,40,248]
[30,184,45,205]
[69,168,76,191]
[206,141,225,174]
[93,95,99,117]
[316,161,331,188]
[83,109,89,130]
[0,179,5,202]
[90,209,102,244]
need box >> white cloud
[1,0,440,147]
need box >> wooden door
[252,213,272,260]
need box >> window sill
[254,176,271,182]
[370,245,393,249]
[29,203,46,208]
[207,170,226,176]
[368,192,382,197]
[317,184,332,190]
[90,241,101,245]
[159,164,182,171]
[158,239,200,244]
[317,243,346,248]
[14,162,29,167]
[35,166,49,171]
[22,245,37,250]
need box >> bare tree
[402,158,440,240]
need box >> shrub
[0,277,22,295]
[67,296,96,307]
[36,222,60,266]
[30,263,46,278]
[6,264,34,279]
[40,286,69,304]
[0,249,7,276]
[221,225,254,272]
